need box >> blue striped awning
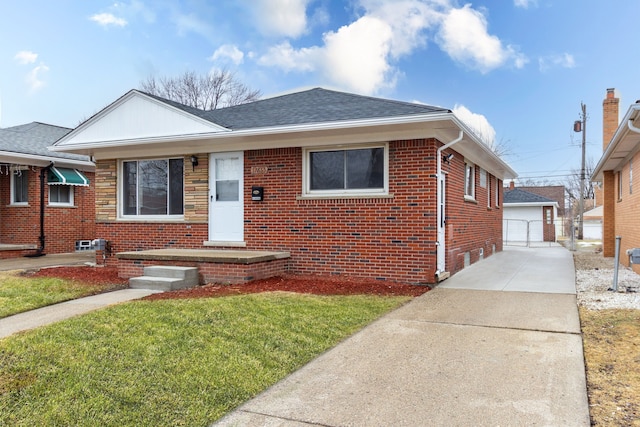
[47,167,89,186]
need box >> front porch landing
[116,249,291,285]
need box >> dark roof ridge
[504,188,556,204]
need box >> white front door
[209,152,244,242]
[437,172,446,272]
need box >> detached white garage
[503,188,558,243]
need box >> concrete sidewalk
[214,245,590,426]
[0,252,158,338]
[0,289,160,339]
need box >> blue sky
[1,1,639,184]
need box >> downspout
[628,118,640,134]
[25,162,53,258]
[435,130,463,281]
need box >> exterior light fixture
[442,153,454,164]
[190,155,198,171]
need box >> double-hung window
[11,169,29,205]
[49,185,73,206]
[121,158,184,217]
[303,145,388,196]
[464,160,475,200]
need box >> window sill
[464,195,478,204]
[8,203,29,207]
[297,193,394,201]
[117,217,186,223]
[203,241,247,248]
[48,204,76,208]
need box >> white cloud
[174,13,213,39]
[258,41,319,72]
[514,0,538,9]
[322,16,396,94]
[539,53,576,72]
[437,4,526,73]
[25,63,50,93]
[89,12,128,27]
[252,0,310,38]
[257,1,527,94]
[211,45,245,65]
[14,50,38,65]
[453,104,496,147]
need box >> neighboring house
[582,206,603,240]
[52,88,516,284]
[592,88,640,272]
[503,186,558,243]
[0,122,95,259]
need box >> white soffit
[55,91,226,147]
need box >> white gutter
[593,104,640,180]
[435,130,464,279]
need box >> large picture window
[304,145,387,196]
[122,158,184,217]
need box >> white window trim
[479,168,487,188]
[496,178,501,207]
[48,185,75,207]
[118,158,185,221]
[618,170,623,200]
[301,143,389,198]
[464,160,476,201]
[630,158,633,195]
[10,169,29,206]
[487,175,491,208]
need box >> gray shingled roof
[145,87,450,130]
[504,188,556,204]
[0,122,89,162]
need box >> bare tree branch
[140,69,261,110]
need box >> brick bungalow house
[0,122,95,258]
[593,88,640,272]
[52,88,516,284]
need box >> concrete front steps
[129,266,199,291]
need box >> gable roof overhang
[52,90,516,180]
[0,151,94,171]
[592,103,640,181]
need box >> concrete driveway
[214,245,589,426]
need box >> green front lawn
[0,272,119,318]
[0,293,409,426]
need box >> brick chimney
[602,88,619,151]
[509,181,515,190]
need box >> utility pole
[576,103,587,240]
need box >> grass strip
[0,272,115,318]
[0,292,409,426]
[580,307,640,426]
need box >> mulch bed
[24,267,431,299]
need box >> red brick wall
[0,168,95,255]
[613,154,640,273]
[95,139,504,284]
[442,155,503,274]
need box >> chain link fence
[503,219,567,248]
